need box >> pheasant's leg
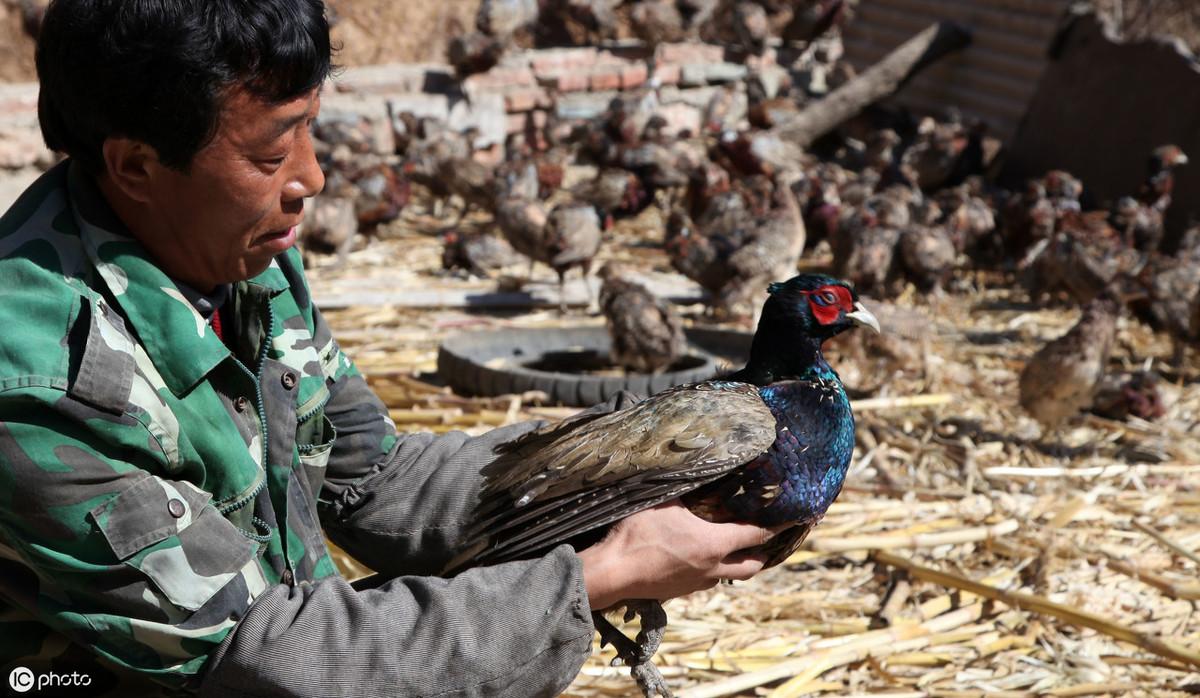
[454,201,472,230]
[592,603,674,698]
[1172,337,1186,370]
[581,262,596,311]
[332,229,358,269]
[557,269,568,314]
[625,600,670,694]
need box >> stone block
[705,63,749,84]
[447,92,508,148]
[680,64,709,87]
[655,103,702,138]
[555,91,617,121]
[386,93,451,123]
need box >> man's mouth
[260,226,296,240]
[255,225,299,251]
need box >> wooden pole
[773,21,973,148]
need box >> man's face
[142,87,324,291]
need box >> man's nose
[283,129,325,201]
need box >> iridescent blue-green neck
[728,333,836,387]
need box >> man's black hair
[36,0,334,175]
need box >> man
[0,1,776,696]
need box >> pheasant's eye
[820,291,837,304]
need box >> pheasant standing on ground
[446,274,879,698]
[544,202,603,312]
[1129,248,1200,366]
[664,207,742,315]
[1019,294,1120,435]
[598,263,688,374]
[898,199,956,293]
[494,163,551,277]
[1122,144,1190,253]
[719,171,808,313]
[833,190,906,297]
[442,231,522,278]
[573,168,649,229]
[938,177,997,261]
[898,116,964,192]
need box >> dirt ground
[0,0,481,83]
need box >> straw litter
[310,209,1200,697]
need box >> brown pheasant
[1019,294,1120,434]
[598,263,688,374]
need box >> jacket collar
[67,161,289,397]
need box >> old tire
[437,326,753,406]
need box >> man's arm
[0,389,596,697]
[201,547,592,697]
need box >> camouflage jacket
[0,162,595,697]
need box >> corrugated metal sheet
[842,0,1073,141]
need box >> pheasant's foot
[593,601,673,698]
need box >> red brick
[531,48,600,78]
[588,69,622,92]
[503,87,550,113]
[620,63,649,89]
[506,112,528,135]
[652,63,681,86]
[538,71,590,93]
[463,66,536,92]
[656,43,725,66]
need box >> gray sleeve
[319,386,641,578]
[319,419,544,577]
[200,544,593,698]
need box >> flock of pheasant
[303,1,1198,443]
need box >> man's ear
[101,137,160,204]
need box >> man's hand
[576,502,779,610]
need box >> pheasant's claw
[593,603,673,698]
[631,660,675,698]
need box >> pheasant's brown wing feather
[455,382,776,570]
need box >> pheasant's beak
[846,302,880,333]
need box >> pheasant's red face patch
[803,285,854,325]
